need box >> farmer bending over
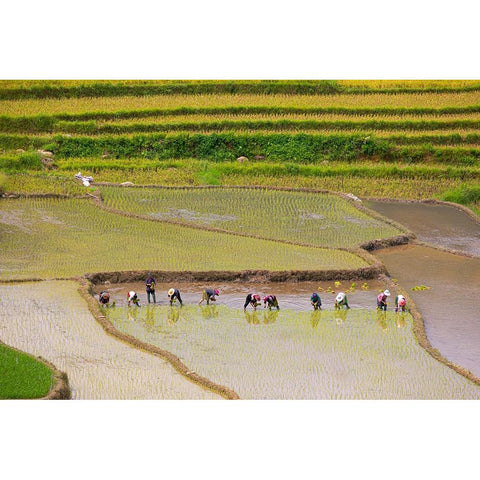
[335,292,350,309]
[127,290,141,307]
[311,292,322,310]
[263,295,280,310]
[199,288,219,305]
[146,274,156,303]
[168,288,183,306]
[99,291,110,307]
[244,293,261,310]
[377,289,390,311]
[395,294,406,313]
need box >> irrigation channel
[95,281,480,399]
[366,200,480,378]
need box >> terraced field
[0,197,368,280]
[101,186,401,247]
[106,304,480,399]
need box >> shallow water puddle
[366,200,480,256]
[0,281,220,399]
[106,303,480,399]
[376,244,480,377]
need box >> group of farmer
[98,274,407,313]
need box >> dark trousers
[147,290,156,303]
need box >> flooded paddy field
[0,281,220,399]
[105,301,480,399]
[376,245,480,377]
[96,280,388,311]
[366,200,480,256]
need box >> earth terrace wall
[379,274,480,388]
[0,340,71,400]
[77,278,238,400]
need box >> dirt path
[0,281,220,399]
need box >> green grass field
[101,186,402,248]
[0,343,54,399]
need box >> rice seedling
[106,304,480,399]
[0,197,367,280]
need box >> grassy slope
[0,343,53,399]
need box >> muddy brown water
[366,200,480,256]
[376,245,480,377]
[95,280,387,311]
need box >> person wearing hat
[263,295,280,310]
[395,294,407,313]
[311,292,322,310]
[377,289,390,311]
[168,287,183,306]
[198,288,219,305]
[334,292,350,309]
[145,274,156,304]
[99,291,111,307]
[127,290,141,307]
[244,293,261,311]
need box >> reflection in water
[396,312,406,329]
[145,305,155,325]
[168,306,180,324]
[126,307,138,322]
[310,310,322,328]
[263,310,279,325]
[376,310,388,332]
[244,311,260,325]
[335,309,348,325]
[200,305,218,319]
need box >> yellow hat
[168,288,175,296]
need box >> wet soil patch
[94,280,388,311]
[366,200,480,256]
[376,244,480,377]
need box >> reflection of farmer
[395,294,406,313]
[198,288,219,305]
[376,310,387,331]
[377,290,390,311]
[168,306,180,324]
[127,290,141,307]
[334,292,350,309]
[200,305,218,319]
[263,310,279,324]
[396,313,406,329]
[168,288,183,306]
[263,295,280,310]
[311,293,322,310]
[244,293,261,310]
[99,291,110,307]
[335,309,348,324]
[244,310,260,325]
[146,274,156,303]
[310,310,321,328]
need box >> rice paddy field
[1,80,480,400]
[0,197,368,280]
[100,186,402,248]
[106,304,480,399]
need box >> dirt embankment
[78,278,239,400]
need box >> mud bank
[85,262,385,285]
[366,199,480,256]
[376,244,480,378]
